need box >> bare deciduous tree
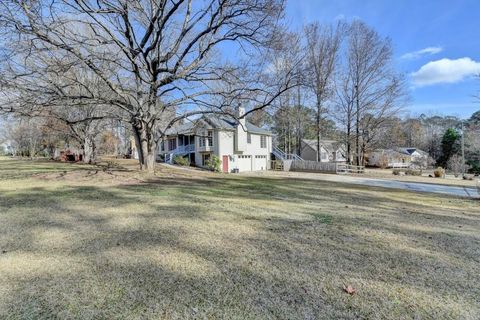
[342,21,406,165]
[448,155,465,177]
[305,22,343,161]
[0,0,295,171]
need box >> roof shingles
[165,115,272,136]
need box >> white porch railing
[164,144,195,163]
[175,144,195,154]
[390,162,410,168]
[272,146,303,161]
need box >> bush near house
[392,168,422,176]
[205,154,221,172]
[434,167,445,178]
[173,155,190,166]
[405,169,422,176]
[378,154,389,169]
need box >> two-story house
[158,108,273,172]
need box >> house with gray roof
[367,147,431,168]
[158,107,273,172]
[300,139,347,162]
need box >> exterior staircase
[271,146,303,171]
[272,146,303,161]
[164,144,195,164]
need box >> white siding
[244,134,271,159]
[164,122,272,172]
[216,130,235,171]
[235,125,248,152]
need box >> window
[202,153,210,166]
[321,151,328,160]
[160,140,165,152]
[199,131,213,147]
[260,135,266,148]
[255,155,266,159]
[207,131,213,147]
[168,138,177,151]
[247,133,251,144]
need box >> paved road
[324,175,478,198]
[259,172,479,198]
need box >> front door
[222,155,229,173]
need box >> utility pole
[461,121,465,176]
[355,84,360,166]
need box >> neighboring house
[158,107,273,172]
[368,147,430,168]
[300,139,347,162]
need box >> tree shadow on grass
[0,174,479,319]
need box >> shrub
[392,169,401,175]
[205,155,221,172]
[173,155,190,166]
[433,167,445,178]
[467,160,480,174]
[378,155,389,169]
[405,169,422,176]
[447,155,464,177]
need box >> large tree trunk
[132,121,157,172]
[346,124,351,165]
[316,112,321,162]
[355,116,360,166]
[83,135,96,164]
[316,99,321,162]
[355,91,361,166]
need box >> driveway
[252,171,479,198]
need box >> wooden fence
[335,163,365,174]
[283,160,337,173]
[273,160,365,174]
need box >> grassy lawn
[0,157,479,319]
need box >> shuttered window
[260,136,266,148]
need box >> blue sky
[285,0,480,119]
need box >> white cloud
[401,47,443,60]
[411,57,480,87]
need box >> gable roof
[372,149,408,158]
[396,147,429,156]
[165,114,272,136]
[302,139,344,153]
[396,147,417,155]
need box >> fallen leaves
[343,285,356,295]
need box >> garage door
[237,155,252,172]
[253,155,267,171]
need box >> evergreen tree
[437,128,460,168]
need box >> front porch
[159,134,196,163]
